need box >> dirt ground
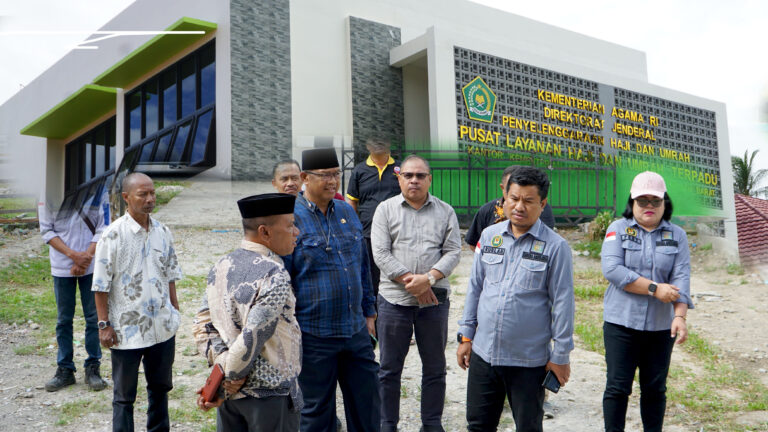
[0,222,767,431]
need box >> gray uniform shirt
[458,219,575,367]
[601,218,694,331]
[371,193,461,307]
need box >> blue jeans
[299,326,380,432]
[377,295,449,431]
[53,274,101,371]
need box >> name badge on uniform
[482,246,505,255]
[656,230,678,247]
[620,227,641,244]
[523,240,549,263]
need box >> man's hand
[404,273,431,297]
[456,341,472,370]
[195,387,224,411]
[671,316,688,344]
[415,291,438,305]
[545,361,570,386]
[99,326,118,348]
[366,316,376,337]
[70,264,86,276]
[69,250,93,269]
[222,377,246,394]
[654,283,680,303]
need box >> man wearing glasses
[283,148,380,432]
[370,155,461,432]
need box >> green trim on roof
[93,17,217,88]
[20,85,117,139]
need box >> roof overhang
[93,17,217,88]
[20,84,117,139]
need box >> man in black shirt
[465,165,556,251]
[346,139,401,298]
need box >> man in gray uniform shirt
[371,154,461,432]
[457,165,574,432]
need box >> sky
[1,0,766,176]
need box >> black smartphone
[542,370,560,393]
[370,334,378,350]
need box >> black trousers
[111,336,175,432]
[365,237,380,300]
[603,322,675,432]
[217,395,299,432]
[466,352,546,432]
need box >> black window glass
[200,45,215,107]
[108,123,116,170]
[168,121,192,163]
[65,143,79,192]
[153,131,173,162]
[162,69,177,127]
[145,78,159,136]
[94,130,106,177]
[139,139,156,163]
[180,58,196,117]
[190,110,213,165]
[127,91,142,144]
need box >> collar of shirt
[297,192,336,215]
[504,218,544,241]
[240,239,284,265]
[366,155,395,179]
[395,193,435,210]
[124,212,156,234]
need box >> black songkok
[301,148,339,170]
[237,193,295,218]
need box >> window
[64,117,116,193]
[123,40,216,174]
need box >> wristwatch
[427,272,436,286]
[648,283,657,296]
[457,333,471,343]
[98,320,111,330]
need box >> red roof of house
[734,194,768,266]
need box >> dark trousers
[365,237,380,300]
[299,326,380,432]
[111,336,175,432]
[466,352,546,432]
[217,395,299,432]
[377,295,449,431]
[603,322,675,432]
[53,274,101,371]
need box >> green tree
[731,149,768,196]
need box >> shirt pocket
[481,253,506,284]
[338,230,363,259]
[654,245,678,278]
[515,258,548,291]
[300,234,329,265]
[622,240,643,270]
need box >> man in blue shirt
[283,148,380,432]
[457,166,574,432]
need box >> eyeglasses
[635,198,663,208]
[305,170,341,180]
[400,172,430,180]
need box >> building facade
[0,0,737,253]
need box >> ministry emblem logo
[462,76,497,123]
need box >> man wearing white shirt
[92,172,183,432]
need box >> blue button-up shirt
[283,194,376,338]
[458,219,575,367]
[601,218,694,331]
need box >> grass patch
[0,252,57,330]
[177,274,207,300]
[0,196,36,218]
[574,284,605,301]
[169,400,216,429]
[153,180,190,212]
[13,344,36,355]
[726,263,744,275]
[572,240,601,258]
[55,398,111,425]
[698,243,713,251]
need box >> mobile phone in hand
[542,370,560,393]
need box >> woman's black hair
[622,193,673,221]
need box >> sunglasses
[400,172,430,180]
[635,198,663,208]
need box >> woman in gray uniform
[600,171,693,432]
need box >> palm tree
[732,149,768,196]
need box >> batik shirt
[193,241,303,410]
[92,213,182,350]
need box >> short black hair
[272,159,300,179]
[401,154,431,172]
[501,165,518,187]
[621,193,674,221]
[242,215,276,234]
[505,166,549,200]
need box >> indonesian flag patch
[604,231,617,242]
[476,241,482,253]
